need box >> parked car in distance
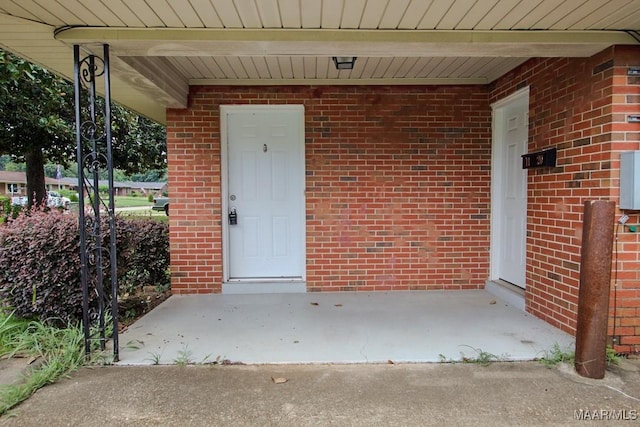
[10,191,70,210]
[10,196,27,207]
[152,196,169,216]
[47,191,71,209]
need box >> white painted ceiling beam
[55,28,638,58]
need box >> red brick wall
[490,46,640,354]
[167,86,492,294]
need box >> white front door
[223,106,305,282]
[491,89,529,288]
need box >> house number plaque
[522,148,557,169]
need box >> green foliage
[59,189,78,202]
[539,343,621,368]
[116,217,170,294]
[459,346,506,366]
[0,196,8,223]
[0,209,170,324]
[606,346,621,366]
[0,310,94,415]
[130,169,167,182]
[174,345,194,366]
[538,343,575,368]
[148,194,154,203]
[0,197,22,223]
[0,49,167,209]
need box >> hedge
[0,209,169,324]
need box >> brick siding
[167,45,640,354]
[490,46,640,354]
[167,85,492,293]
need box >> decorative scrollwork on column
[74,44,119,361]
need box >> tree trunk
[25,147,47,208]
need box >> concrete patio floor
[117,290,574,365]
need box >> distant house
[0,172,167,198]
[0,171,73,197]
[117,181,168,197]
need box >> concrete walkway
[3,361,640,426]
[117,291,574,365]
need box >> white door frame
[220,104,306,285]
[489,87,529,283]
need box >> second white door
[494,93,528,288]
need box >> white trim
[491,86,530,110]
[489,87,529,283]
[220,105,306,288]
[191,78,489,86]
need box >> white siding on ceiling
[212,0,243,28]
[256,0,282,28]
[167,0,205,27]
[378,0,410,29]
[417,0,454,29]
[121,0,164,27]
[277,0,301,28]
[152,0,187,27]
[300,0,321,28]
[2,0,639,30]
[234,0,262,28]
[189,0,223,27]
[10,0,64,26]
[341,0,367,29]
[321,0,343,28]
[0,0,638,96]
[491,0,542,30]
[455,0,500,30]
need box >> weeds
[439,346,508,366]
[539,343,621,369]
[606,346,621,367]
[174,346,193,366]
[145,351,163,365]
[458,346,506,366]
[538,343,575,368]
[0,310,86,415]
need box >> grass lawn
[114,196,153,208]
[81,196,153,208]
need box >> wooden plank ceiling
[0,0,639,122]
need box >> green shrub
[147,194,154,203]
[116,217,170,294]
[0,196,22,223]
[59,189,78,202]
[0,196,8,223]
[0,209,170,324]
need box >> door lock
[229,208,238,225]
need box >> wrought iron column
[73,44,119,360]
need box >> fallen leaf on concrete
[310,302,319,306]
[271,377,288,384]
[489,300,497,305]
[334,304,343,307]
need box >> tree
[0,50,166,207]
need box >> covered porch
[118,290,573,365]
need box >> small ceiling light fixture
[332,56,357,70]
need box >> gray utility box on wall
[620,151,640,210]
